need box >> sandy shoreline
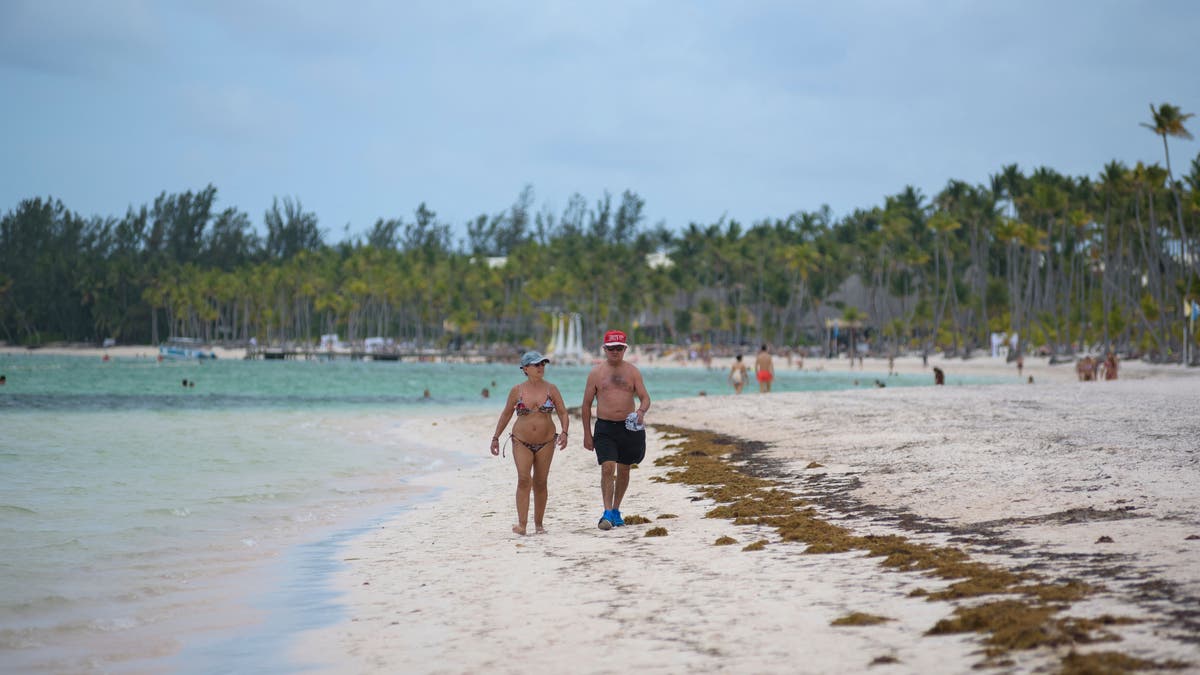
[288,368,1200,673]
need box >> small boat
[159,338,218,360]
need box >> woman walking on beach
[729,354,748,394]
[490,351,569,535]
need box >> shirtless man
[754,344,775,393]
[582,329,651,531]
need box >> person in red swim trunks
[754,344,775,393]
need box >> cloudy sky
[2,1,1197,242]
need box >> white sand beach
[291,361,1200,674]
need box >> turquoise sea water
[0,353,991,673]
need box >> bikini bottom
[513,433,559,453]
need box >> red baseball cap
[603,330,628,347]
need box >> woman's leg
[530,443,556,533]
[511,441,535,535]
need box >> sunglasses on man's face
[605,345,626,352]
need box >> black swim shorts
[593,418,646,466]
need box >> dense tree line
[2,105,1198,361]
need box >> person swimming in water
[490,351,569,535]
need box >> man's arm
[581,370,596,451]
[632,366,650,425]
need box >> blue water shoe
[597,510,613,531]
[611,509,625,527]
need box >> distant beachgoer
[875,379,886,388]
[490,351,569,536]
[1076,356,1097,382]
[1027,375,1034,384]
[1017,355,1024,377]
[481,387,490,398]
[0,374,6,385]
[888,356,895,376]
[729,354,748,394]
[189,381,195,388]
[102,354,110,362]
[423,388,431,399]
[1102,352,1119,380]
[583,330,650,531]
[182,379,188,387]
[755,344,775,393]
[933,367,945,385]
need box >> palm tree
[1141,103,1195,183]
[1142,103,1196,276]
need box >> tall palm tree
[1142,103,1196,275]
[1141,103,1195,183]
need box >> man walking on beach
[755,344,775,393]
[582,330,651,531]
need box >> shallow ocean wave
[87,616,143,633]
[0,627,48,649]
[0,593,74,613]
[204,490,304,505]
[18,537,87,552]
[0,504,38,515]
[142,507,193,518]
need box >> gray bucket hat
[520,351,550,368]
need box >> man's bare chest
[598,371,634,394]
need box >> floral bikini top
[514,392,556,416]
